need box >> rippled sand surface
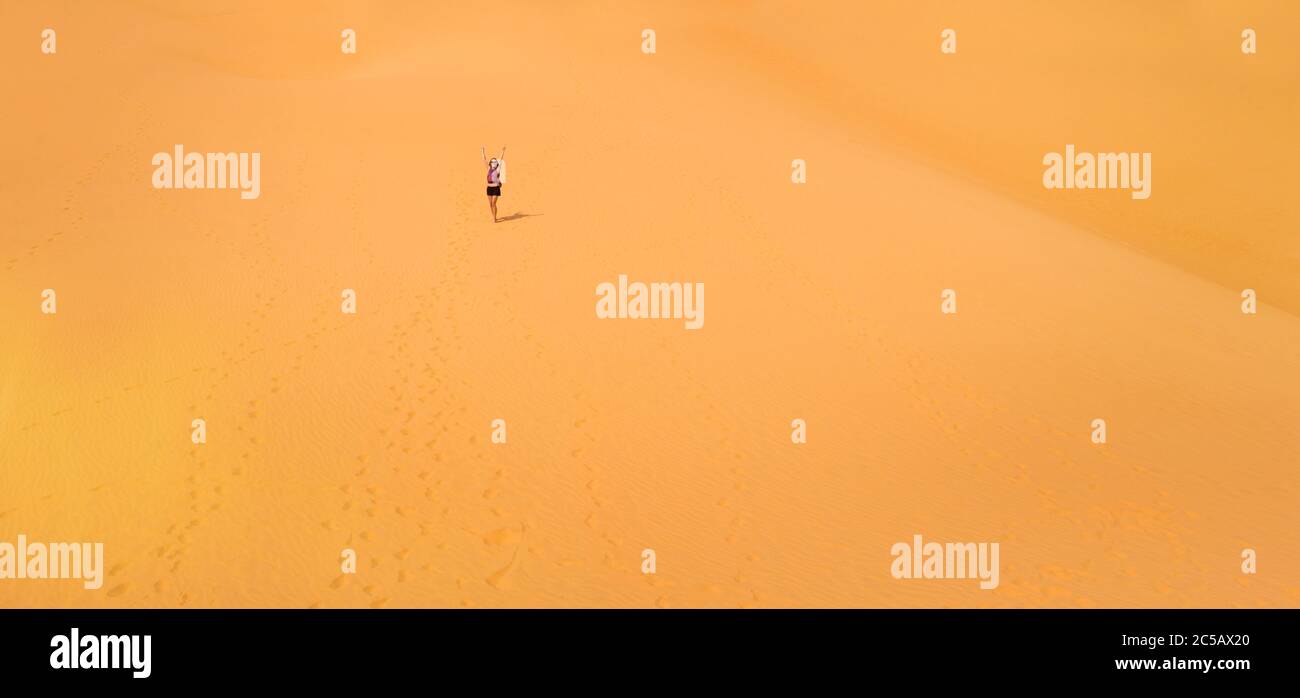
[1,1,1296,607]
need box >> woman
[481,145,506,222]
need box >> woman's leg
[489,195,498,221]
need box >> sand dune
[0,1,1296,608]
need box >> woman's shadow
[498,212,541,223]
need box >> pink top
[487,164,500,185]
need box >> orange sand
[0,1,1296,608]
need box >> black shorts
[487,185,501,196]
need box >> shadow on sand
[498,212,541,222]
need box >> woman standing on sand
[481,145,506,223]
